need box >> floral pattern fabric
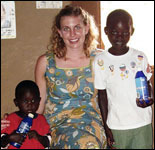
[44,50,107,149]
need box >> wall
[1,1,71,117]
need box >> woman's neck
[65,48,86,60]
[55,48,90,68]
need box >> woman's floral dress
[44,50,107,149]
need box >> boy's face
[105,17,134,50]
[14,90,40,115]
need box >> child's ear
[104,27,108,35]
[131,27,134,36]
[14,98,18,107]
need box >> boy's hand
[27,130,39,140]
[104,126,116,149]
[28,130,50,148]
[9,130,26,145]
[136,98,154,108]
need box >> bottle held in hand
[135,68,150,104]
[10,113,34,148]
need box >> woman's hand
[136,98,154,108]
[1,113,10,130]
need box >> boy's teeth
[116,42,122,44]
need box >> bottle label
[135,77,149,103]
[16,122,31,133]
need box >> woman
[2,5,107,149]
[35,5,106,149]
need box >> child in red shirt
[1,80,51,149]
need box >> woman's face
[58,15,89,50]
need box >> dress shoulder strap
[45,51,56,68]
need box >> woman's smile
[69,38,79,43]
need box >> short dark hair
[15,80,40,99]
[106,9,133,27]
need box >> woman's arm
[35,55,47,114]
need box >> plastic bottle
[135,67,150,104]
[10,113,34,148]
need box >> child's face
[105,17,134,50]
[14,90,40,115]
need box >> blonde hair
[47,5,99,59]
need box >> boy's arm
[148,80,154,99]
[27,130,50,148]
[98,89,115,149]
[1,131,25,148]
[1,134,10,148]
[36,133,50,148]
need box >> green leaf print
[71,105,86,115]
[69,93,78,98]
[56,72,61,76]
